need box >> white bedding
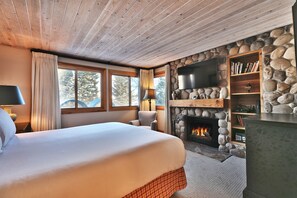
[0,122,186,198]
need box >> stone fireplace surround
[173,106,230,152]
[167,24,296,155]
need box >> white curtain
[164,64,172,134]
[31,52,61,131]
[139,69,155,111]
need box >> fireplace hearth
[186,116,219,148]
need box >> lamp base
[9,113,17,121]
[1,106,17,121]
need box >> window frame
[154,71,165,110]
[58,63,106,114]
[108,69,139,111]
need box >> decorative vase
[172,91,176,100]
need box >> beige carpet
[172,151,246,198]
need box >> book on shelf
[235,133,246,143]
[247,63,253,72]
[231,62,234,75]
[250,62,256,72]
[249,61,259,73]
[242,136,246,143]
[235,62,241,74]
[231,60,259,75]
[239,63,243,74]
[236,115,245,127]
[244,63,249,73]
[252,61,259,72]
[248,63,253,72]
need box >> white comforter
[0,122,186,198]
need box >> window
[58,63,106,113]
[154,71,165,110]
[109,70,139,111]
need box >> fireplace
[186,116,219,148]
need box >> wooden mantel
[169,99,227,108]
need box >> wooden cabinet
[227,50,263,144]
[244,114,297,198]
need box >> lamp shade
[0,85,25,105]
[143,89,156,100]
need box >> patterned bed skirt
[123,167,187,198]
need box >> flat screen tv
[177,58,220,89]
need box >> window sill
[61,107,106,114]
[109,106,138,111]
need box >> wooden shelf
[231,71,260,77]
[231,112,257,116]
[169,99,227,108]
[232,125,245,130]
[231,92,260,96]
[231,141,246,146]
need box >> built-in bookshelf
[227,50,263,144]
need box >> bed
[0,122,186,198]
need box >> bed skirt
[124,167,187,198]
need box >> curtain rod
[30,48,152,70]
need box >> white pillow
[0,108,16,146]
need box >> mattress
[0,122,186,198]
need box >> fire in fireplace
[191,125,211,138]
[186,116,219,148]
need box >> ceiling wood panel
[52,0,82,51]
[26,0,42,48]
[128,0,292,64]
[69,0,110,50]
[50,0,69,49]
[71,0,130,54]
[0,7,15,46]
[149,9,293,65]
[0,0,294,67]
[113,0,259,63]
[92,0,182,56]
[82,0,163,56]
[0,0,24,46]
[101,0,223,59]
[40,0,55,49]
[12,0,32,46]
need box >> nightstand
[15,122,32,133]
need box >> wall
[167,24,296,151]
[169,24,296,113]
[0,45,31,123]
[0,48,138,128]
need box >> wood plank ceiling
[0,0,294,68]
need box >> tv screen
[177,58,219,89]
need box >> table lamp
[0,85,25,121]
[143,89,156,111]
